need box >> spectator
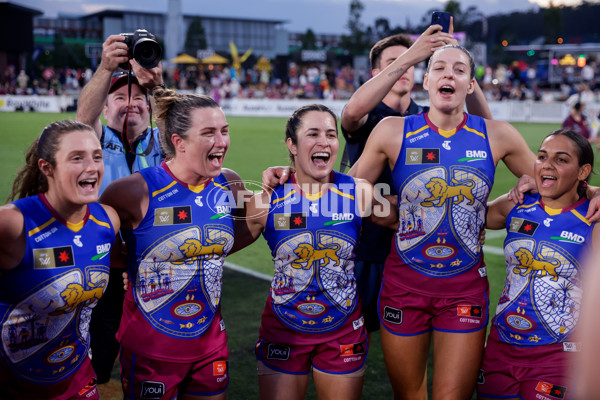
[563,101,591,139]
[76,33,165,387]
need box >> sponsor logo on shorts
[78,377,98,396]
[340,343,366,356]
[457,305,482,318]
[563,342,582,352]
[476,369,485,385]
[213,360,227,376]
[267,343,290,360]
[352,316,364,330]
[220,319,226,331]
[383,306,402,324]
[535,381,566,399]
[140,381,165,399]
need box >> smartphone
[431,11,451,33]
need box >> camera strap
[120,66,156,158]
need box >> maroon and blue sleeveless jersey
[259,171,364,345]
[385,113,495,296]
[0,194,115,385]
[494,193,593,347]
[117,162,234,361]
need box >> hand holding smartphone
[431,11,451,33]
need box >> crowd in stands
[1,58,599,104]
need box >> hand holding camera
[118,29,163,70]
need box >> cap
[108,72,147,94]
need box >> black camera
[119,29,162,70]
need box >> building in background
[0,2,42,73]
[33,8,288,60]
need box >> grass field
[0,111,593,399]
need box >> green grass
[1,112,596,399]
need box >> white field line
[484,229,506,255]
[224,261,272,281]
[225,238,506,280]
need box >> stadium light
[577,54,586,67]
[557,37,564,44]
[527,50,535,56]
[502,40,508,47]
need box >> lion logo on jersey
[50,279,107,315]
[290,243,341,270]
[421,177,476,207]
[513,248,560,281]
[174,237,228,264]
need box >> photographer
[76,33,165,387]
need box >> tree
[184,17,207,55]
[374,17,391,40]
[543,2,563,44]
[300,29,317,50]
[340,0,371,55]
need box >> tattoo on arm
[387,67,405,77]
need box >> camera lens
[133,38,162,69]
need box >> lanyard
[136,139,150,169]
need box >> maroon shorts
[378,278,489,335]
[255,326,367,375]
[0,356,98,400]
[120,338,229,399]
[477,326,576,400]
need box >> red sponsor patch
[78,377,97,395]
[339,343,366,356]
[535,381,566,399]
[213,360,227,376]
[457,305,482,318]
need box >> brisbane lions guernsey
[495,193,593,347]
[117,163,234,361]
[259,171,364,345]
[0,194,115,385]
[386,113,495,296]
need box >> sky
[9,0,596,34]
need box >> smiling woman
[0,120,120,400]
[99,88,246,400]
[230,104,397,400]
[346,44,541,399]
[479,129,598,400]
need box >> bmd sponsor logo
[552,231,585,244]
[459,150,487,162]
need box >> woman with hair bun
[101,88,244,400]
